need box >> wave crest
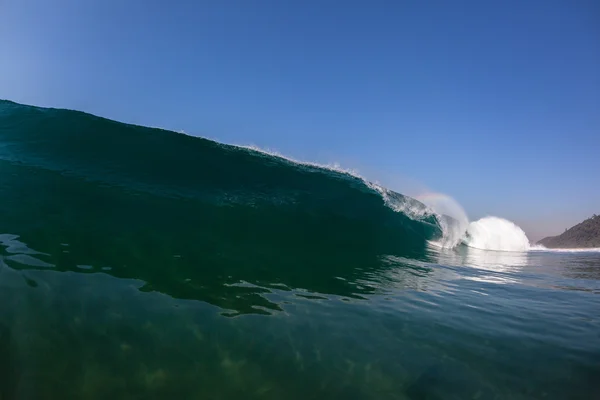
[463,217,530,252]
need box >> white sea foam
[417,196,533,252]
[463,216,530,252]
[529,245,600,253]
[461,218,600,253]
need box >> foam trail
[529,245,600,253]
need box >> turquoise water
[0,100,599,399]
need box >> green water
[0,100,599,399]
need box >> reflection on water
[0,159,439,317]
[374,255,458,295]
[527,250,600,294]
[1,233,600,399]
[0,234,50,259]
[428,244,529,285]
[434,243,529,269]
[0,229,435,314]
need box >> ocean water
[0,100,598,399]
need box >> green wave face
[0,100,440,315]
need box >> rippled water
[1,236,598,400]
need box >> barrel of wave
[463,216,530,252]
[416,192,470,248]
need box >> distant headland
[538,215,600,248]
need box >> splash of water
[417,193,469,248]
[217,145,536,253]
[463,217,530,252]
[417,193,532,252]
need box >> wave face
[1,100,546,258]
[0,100,441,312]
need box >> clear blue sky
[1,0,599,239]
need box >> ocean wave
[0,99,549,257]
[0,99,444,312]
